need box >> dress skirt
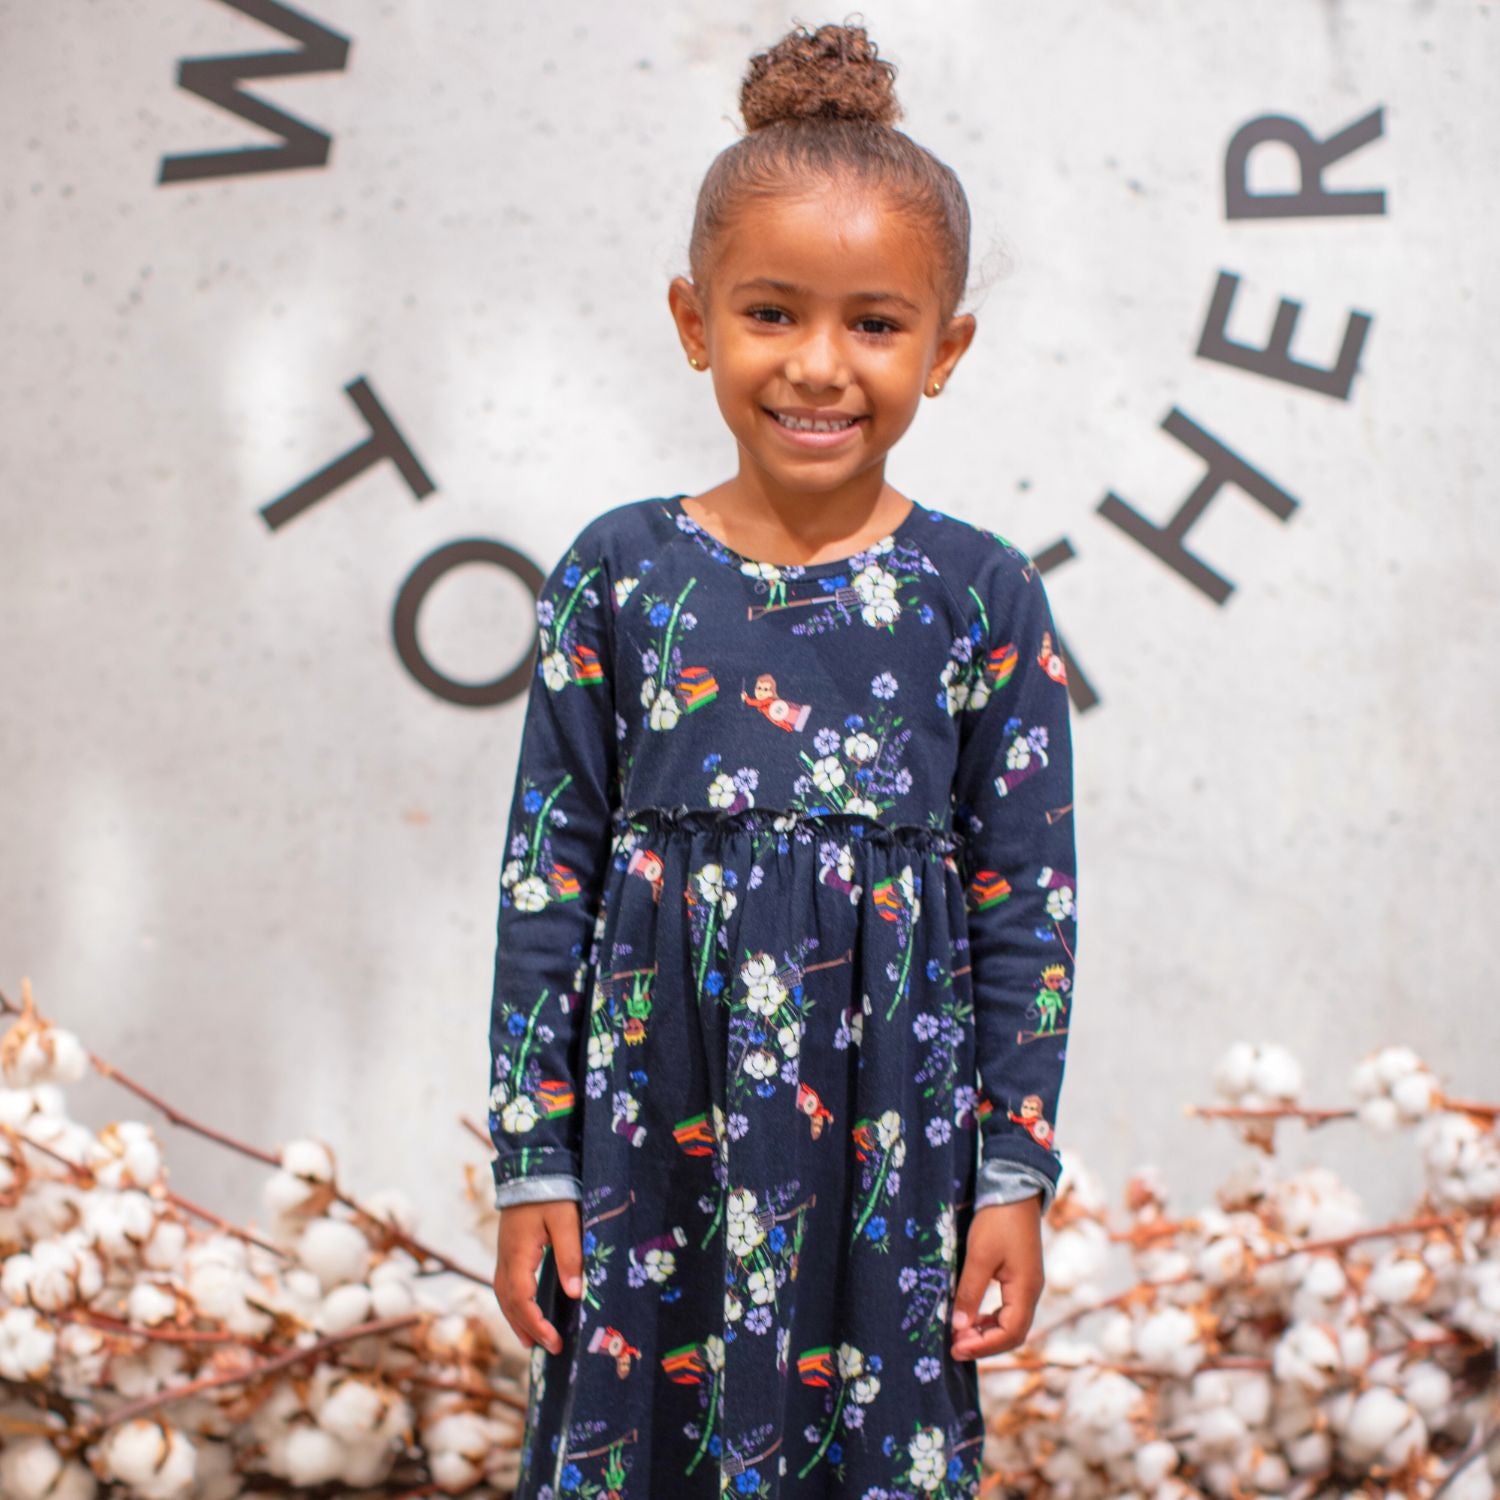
[515,803,988,1500]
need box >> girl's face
[668,185,976,502]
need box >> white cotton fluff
[1,1023,89,1087]
[1273,1320,1343,1392]
[360,1187,417,1236]
[55,1321,109,1393]
[108,1340,190,1400]
[296,1216,371,1291]
[318,1377,403,1444]
[2,1233,105,1312]
[1096,1309,1136,1362]
[1400,1359,1453,1424]
[127,1280,180,1328]
[1189,1402,1246,1458]
[94,1120,164,1190]
[317,1282,374,1335]
[1366,1250,1430,1307]
[425,1410,503,1491]
[0,1435,97,1500]
[143,1215,189,1270]
[1272,1167,1365,1240]
[1134,1439,1180,1488]
[1340,1385,1427,1468]
[98,1420,197,1500]
[370,1259,417,1318]
[1134,1306,1205,1377]
[1044,1219,1111,1295]
[80,1187,157,1258]
[0,1306,56,1381]
[1062,1368,1145,1462]
[266,1424,346,1487]
[282,1138,336,1181]
[1212,1040,1303,1103]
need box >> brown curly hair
[687,19,971,323]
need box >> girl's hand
[950,1195,1045,1361]
[494,1199,585,1356]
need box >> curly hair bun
[740,21,902,132]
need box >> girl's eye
[744,307,900,338]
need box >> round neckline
[667,493,924,577]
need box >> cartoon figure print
[742,671,812,732]
[1007,1093,1055,1151]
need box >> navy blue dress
[486,494,1078,1499]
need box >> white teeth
[774,411,857,433]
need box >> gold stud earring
[929,379,943,396]
[689,356,703,369]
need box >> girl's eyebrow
[730,276,921,314]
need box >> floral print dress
[486,494,1078,1499]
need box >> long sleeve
[487,525,620,1210]
[949,544,1078,1216]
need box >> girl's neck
[683,467,910,570]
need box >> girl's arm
[950,543,1079,1216]
[486,522,619,1210]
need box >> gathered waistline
[611,802,960,855]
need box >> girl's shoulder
[553,494,683,568]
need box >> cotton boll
[319,1376,412,1446]
[1095,1309,1135,1362]
[1341,1386,1427,1469]
[1372,1045,1424,1088]
[4,1235,105,1312]
[1418,1113,1480,1176]
[360,1188,416,1236]
[270,1424,347,1487]
[1134,1440,1180,1488]
[1283,1425,1333,1473]
[1357,1095,1401,1134]
[1044,1220,1111,1295]
[142,1215,189,1270]
[0,1306,57,1380]
[2,1021,88,1087]
[1299,1253,1348,1302]
[1063,1368,1147,1462]
[1248,1043,1302,1101]
[1444,1457,1496,1500]
[425,1411,503,1492]
[1273,1168,1365,1240]
[1135,1307,1206,1377]
[94,1121,164,1190]
[0,1434,97,1500]
[1390,1069,1437,1120]
[1366,1251,1431,1307]
[54,1321,108,1393]
[108,1340,189,1399]
[281,1138,336,1181]
[317,1283,373,1335]
[1189,1403,1246,1458]
[1239,1447,1290,1492]
[1400,1360,1453,1424]
[1227,1372,1272,1430]
[127,1280,180,1328]
[81,1188,157,1258]
[1196,1232,1246,1286]
[98,1420,197,1500]
[1272,1320,1342,1392]
[1213,1042,1258,1099]
[297,1217,371,1291]
[369,1261,417,1319]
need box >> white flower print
[908,1425,948,1492]
[500,1096,538,1135]
[725,1289,743,1322]
[871,671,897,699]
[776,1022,801,1059]
[842,795,880,817]
[707,773,740,809]
[648,688,681,731]
[843,731,879,763]
[510,875,550,913]
[694,863,725,906]
[746,1268,775,1306]
[643,1248,675,1284]
[744,1048,778,1081]
[613,575,639,609]
[810,755,846,793]
[939,657,971,715]
[1046,880,1076,922]
[704,1334,725,1372]
[727,1189,766,1258]
[587,1031,615,1070]
[741,953,788,1017]
[852,564,901,628]
[875,1109,902,1151]
[540,650,572,691]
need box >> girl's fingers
[951,1283,1042,1360]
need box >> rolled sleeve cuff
[493,1173,583,1210]
[974,1157,1058,1216]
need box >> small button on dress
[487,494,1079,1499]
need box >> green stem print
[523,773,573,881]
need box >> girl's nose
[784,326,849,390]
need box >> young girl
[486,22,1078,1499]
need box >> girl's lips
[762,407,866,449]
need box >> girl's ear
[668,275,709,368]
[929,311,979,392]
